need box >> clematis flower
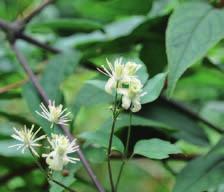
[9,125,46,157]
[43,134,79,171]
[98,58,146,112]
[121,78,146,112]
[36,100,71,128]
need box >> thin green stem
[115,111,132,191]
[28,148,48,178]
[107,83,119,192]
[125,112,132,156]
[115,161,125,190]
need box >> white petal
[105,78,115,94]
[131,99,141,112]
[122,96,131,110]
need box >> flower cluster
[98,58,146,112]
[9,100,79,172]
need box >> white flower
[97,58,142,94]
[9,125,46,157]
[121,78,146,112]
[97,57,146,112]
[43,134,79,171]
[97,58,125,94]
[36,100,71,128]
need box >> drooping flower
[43,134,79,171]
[36,100,71,128]
[121,78,146,112]
[9,125,46,157]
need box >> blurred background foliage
[1,0,224,191]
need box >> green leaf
[0,140,30,157]
[166,2,224,96]
[148,0,179,18]
[173,137,224,192]
[71,79,112,119]
[141,73,166,104]
[30,18,103,33]
[0,123,13,138]
[134,138,181,159]
[79,130,124,153]
[73,0,153,22]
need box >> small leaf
[141,73,166,104]
[134,138,181,159]
[166,2,224,96]
[79,130,124,153]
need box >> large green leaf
[141,73,166,104]
[173,137,224,192]
[166,2,224,96]
[79,130,124,153]
[134,138,181,159]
